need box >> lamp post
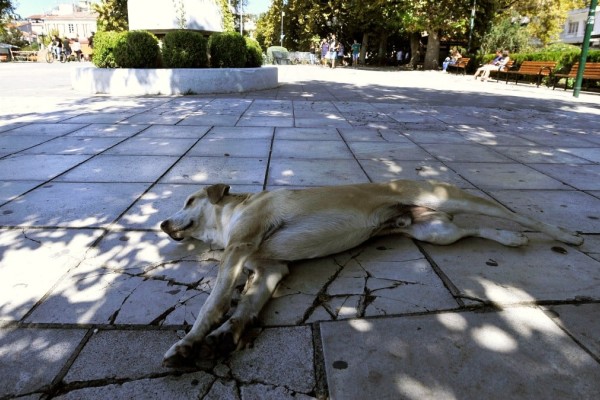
[468,0,476,53]
[574,0,598,97]
[280,11,285,46]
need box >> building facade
[24,1,97,44]
[560,6,600,47]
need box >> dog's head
[160,184,230,244]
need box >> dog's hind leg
[402,212,529,247]
[163,243,252,368]
[199,260,289,358]
[433,189,583,245]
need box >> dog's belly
[257,212,380,260]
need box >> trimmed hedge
[209,32,247,68]
[162,30,209,68]
[92,31,121,68]
[113,30,160,68]
[245,37,263,68]
[266,46,288,64]
[92,30,267,69]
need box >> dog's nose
[160,220,169,231]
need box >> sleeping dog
[160,180,583,367]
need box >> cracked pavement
[1,64,600,399]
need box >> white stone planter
[71,66,278,95]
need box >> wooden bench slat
[505,61,557,87]
[489,60,515,81]
[447,58,470,75]
[553,62,600,90]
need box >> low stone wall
[71,66,278,95]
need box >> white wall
[128,0,224,34]
[560,7,600,45]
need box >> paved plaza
[1,63,599,399]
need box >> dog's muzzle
[160,220,191,241]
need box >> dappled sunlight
[337,305,598,399]
[395,375,458,400]
[436,312,468,332]
[120,202,160,225]
[348,319,373,332]
[475,277,537,304]
[471,324,518,353]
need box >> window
[568,22,579,35]
[68,23,74,33]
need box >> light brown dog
[160,180,582,367]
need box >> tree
[0,0,15,19]
[93,0,129,32]
[496,0,588,47]
[0,0,16,38]
[479,13,531,54]
[216,0,235,32]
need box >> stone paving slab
[0,228,103,321]
[0,328,87,396]
[320,307,600,400]
[1,64,599,398]
[422,234,600,305]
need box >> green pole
[574,0,598,97]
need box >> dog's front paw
[162,340,196,369]
[201,329,236,358]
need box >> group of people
[50,34,93,61]
[442,49,462,72]
[319,34,344,68]
[318,35,362,68]
[441,47,510,81]
[473,49,510,81]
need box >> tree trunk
[409,32,420,70]
[423,29,441,70]
[360,32,369,65]
[377,31,387,65]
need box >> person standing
[337,42,344,66]
[351,40,361,67]
[329,34,339,68]
[320,38,329,67]
[51,35,62,59]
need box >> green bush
[266,46,288,64]
[92,31,122,68]
[162,30,209,68]
[209,32,247,68]
[113,30,160,68]
[245,37,263,67]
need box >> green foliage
[265,46,287,64]
[479,15,531,54]
[209,32,247,68]
[93,0,128,32]
[500,0,588,46]
[0,24,27,47]
[113,30,160,68]
[92,30,122,68]
[245,37,263,67]
[216,0,235,32]
[162,30,209,68]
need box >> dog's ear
[206,184,230,204]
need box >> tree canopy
[255,0,589,69]
[93,0,129,32]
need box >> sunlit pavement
[1,63,599,399]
